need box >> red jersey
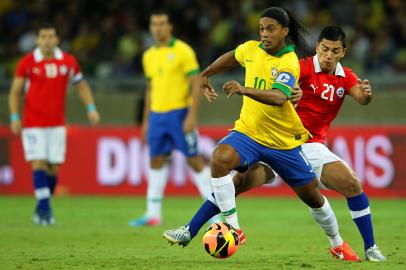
[15,48,83,127]
[296,55,358,143]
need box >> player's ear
[341,47,346,58]
[283,27,289,37]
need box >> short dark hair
[150,9,173,24]
[318,26,346,48]
[36,23,58,36]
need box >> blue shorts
[218,131,316,186]
[148,108,198,158]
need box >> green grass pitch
[1,196,405,270]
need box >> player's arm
[75,80,100,125]
[141,81,151,141]
[200,51,239,102]
[8,77,25,135]
[184,75,200,133]
[349,79,372,105]
[223,81,288,106]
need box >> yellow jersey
[142,37,199,112]
[233,40,310,149]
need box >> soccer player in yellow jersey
[164,8,347,254]
[129,10,212,226]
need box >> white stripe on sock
[35,187,50,200]
[350,207,371,219]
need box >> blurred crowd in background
[0,0,405,81]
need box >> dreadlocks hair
[261,7,310,57]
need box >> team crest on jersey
[59,65,68,75]
[336,87,345,98]
[271,67,277,78]
[167,53,175,61]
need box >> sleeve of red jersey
[71,56,84,84]
[343,68,359,95]
[15,57,28,78]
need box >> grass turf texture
[1,196,405,270]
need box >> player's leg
[321,161,386,261]
[210,144,241,230]
[22,128,53,225]
[170,109,212,198]
[164,131,262,245]
[47,126,66,196]
[264,145,360,261]
[47,164,59,195]
[186,155,212,199]
[129,154,169,227]
[301,142,364,260]
[194,162,275,235]
[129,112,171,227]
[31,160,53,225]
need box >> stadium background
[0,0,405,196]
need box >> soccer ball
[202,222,239,258]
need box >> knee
[31,160,48,171]
[150,156,167,169]
[341,177,363,197]
[211,145,238,169]
[186,156,204,172]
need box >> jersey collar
[258,43,295,57]
[155,36,176,48]
[33,47,63,62]
[313,54,345,77]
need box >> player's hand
[223,80,245,98]
[358,79,372,97]
[10,120,22,135]
[88,110,100,125]
[183,114,197,133]
[290,86,303,108]
[201,76,217,103]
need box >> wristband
[10,113,20,122]
[87,104,96,113]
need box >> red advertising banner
[0,125,405,197]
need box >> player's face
[150,15,172,42]
[259,17,288,52]
[36,28,59,54]
[316,39,346,73]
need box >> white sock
[309,196,343,248]
[212,174,240,229]
[191,167,212,198]
[146,165,169,219]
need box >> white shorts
[264,143,347,189]
[301,142,347,189]
[22,126,67,164]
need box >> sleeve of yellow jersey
[142,52,151,80]
[181,45,200,77]
[234,41,250,67]
[271,53,300,98]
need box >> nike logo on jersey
[245,59,254,63]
